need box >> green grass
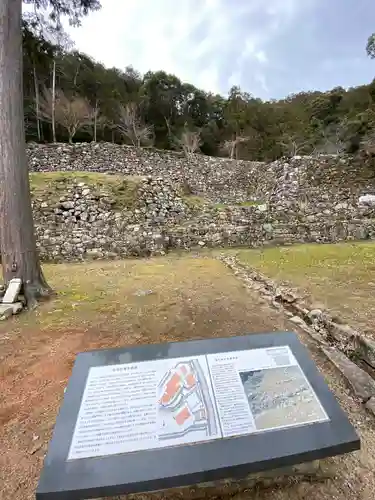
[29,172,142,210]
[239,200,263,206]
[233,242,375,332]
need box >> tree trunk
[0,0,53,306]
[51,59,56,142]
[33,61,41,142]
[73,62,80,88]
[93,99,98,142]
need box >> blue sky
[65,0,375,100]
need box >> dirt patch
[1,255,375,499]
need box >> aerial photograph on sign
[158,359,218,441]
[240,365,329,432]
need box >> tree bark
[230,142,235,159]
[51,59,56,142]
[0,0,53,305]
[33,62,41,142]
[93,99,98,142]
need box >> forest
[23,19,375,162]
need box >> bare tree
[25,11,74,143]
[279,135,311,157]
[39,88,93,143]
[51,59,57,142]
[177,126,202,157]
[223,135,250,159]
[92,98,100,142]
[117,103,153,147]
[33,64,42,141]
[0,0,52,304]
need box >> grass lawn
[1,253,374,500]
[234,242,375,333]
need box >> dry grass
[234,242,375,334]
[29,172,142,209]
[0,256,291,500]
[0,256,287,343]
[1,254,375,500]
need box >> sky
[62,0,375,100]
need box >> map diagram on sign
[157,359,218,441]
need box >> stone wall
[27,142,375,202]
[25,142,375,261]
[27,142,264,204]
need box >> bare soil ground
[1,254,375,500]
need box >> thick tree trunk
[0,0,53,306]
[33,62,41,142]
[51,59,56,142]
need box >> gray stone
[9,302,23,314]
[280,290,299,303]
[61,201,74,210]
[359,194,375,206]
[86,248,103,258]
[365,396,375,417]
[290,303,310,318]
[2,278,22,303]
[322,346,375,401]
[327,322,358,343]
[335,202,349,210]
[308,309,323,321]
[355,336,375,369]
[262,223,273,233]
[289,316,307,327]
[0,305,13,320]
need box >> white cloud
[255,50,268,64]
[63,0,313,98]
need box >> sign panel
[68,345,328,460]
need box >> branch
[116,103,153,147]
[177,126,202,157]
